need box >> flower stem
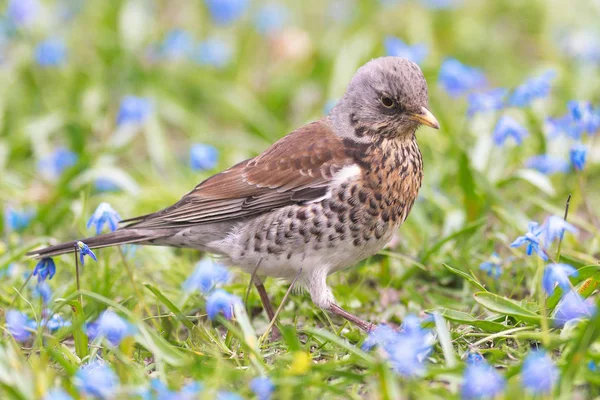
[74,245,83,309]
[537,255,550,347]
[555,194,571,261]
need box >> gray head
[329,57,439,142]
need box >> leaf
[144,284,196,332]
[67,300,89,359]
[436,308,506,332]
[457,150,482,221]
[433,312,457,368]
[513,169,555,196]
[421,219,486,263]
[442,263,487,292]
[302,327,376,365]
[473,292,541,324]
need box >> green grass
[1,0,600,399]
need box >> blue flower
[544,114,574,139]
[509,70,556,107]
[206,289,240,320]
[479,252,503,279]
[216,391,244,400]
[183,258,230,294]
[541,215,578,246]
[190,144,219,171]
[87,310,136,346]
[384,36,428,65]
[150,379,203,400]
[542,263,578,295]
[568,101,600,135]
[33,257,56,283]
[6,310,32,342]
[35,38,67,67]
[467,88,507,116]
[461,360,505,399]
[250,377,274,400]
[75,360,119,399]
[492,116,528,146]
[466,352,484,365]
[38,148,78,180]
[195,38,232,68]
[94,177,121,192]
[4,206,35,232]
[43,314,71,332]
[204,0,248,25]
[254,4,288,35]
[116,96,152,126]
[87,203,121,235]
[7,0,38,27]
[362,324,398,351]
[521,349,558,394]
[362,315,432,377]
[34,282,52,304]
[525,155,570,175]
[76,241,97,265]
[510,222,548,261]
[438,58,486,97]
[570,143,587,171]
[560,31,600,64]
[44,388,73,400]
[160,29,194,61]
[0,263,16,279]
[554,290,596,327]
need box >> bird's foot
[328,303,376,332]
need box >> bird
[27,56,439,332]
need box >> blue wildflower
[254,4,288,35]
[479,252,503,279]
[204,0,248,25]
[542,263,578,295]
[560,31,600,64]
[35,39,67,67]
[589,361,597,372]
[509,70,556,107]
[568,101,600,135]
[76,241,97,265]
[206,289,240,320]
[75,360,119,399]
[461,360,505,399]
[150,379,203,400]
[570,143,587,171]
[438,58,486,97]
[361,324,398,351]
[492,116,528,145]
[183,258,230,294]
[4,206,35,232]
[160,29,194,61]
[466,352,484,365]
[421,0,461,9]
[384,36,428,65]
[33,257,56,283]
[87,310,136,346]
[190,143,219,171]
[7,0,38,27]
[87,203,121,235]
[521,349,558,394]
[6,310,32,342]
[467,88,507,116]
[545,114,577,139]
[116,96,152,126]
[94,177,121,192]
[250,377,274,400]
[44,388,74,400]
[541,215,578,246]
[38,148,78,180]
[34,282,52,304]
[43,314,71,332]
[525,155,570,175]
[510,222,548,261]
[554,290,596,327]
[196,37,232,68]
[0,263,16,279]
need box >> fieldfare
[28,56,439,332]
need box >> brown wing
[122,120,360,229]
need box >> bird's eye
[380,96,395,108]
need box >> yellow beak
[407,107,440,129]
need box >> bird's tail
[26,229,166,259]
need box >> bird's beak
[407,107,440,129]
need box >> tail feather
[26,229,163,259]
